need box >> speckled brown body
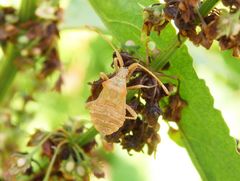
[86,67,129,135]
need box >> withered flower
[142,3,169,36]
[160,0,240,57]
[0,3,63,88]
[8,153,32,176]
[27,129,46,147]
[13,121,101,180]
[88,51,173,155]
[35,2,58,20]
[217,10,240,38]
[217,10,240,57]
[163,94,187,122]
[60,156,77,179]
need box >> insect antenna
[85,26,170,95]
[85,25,124,69]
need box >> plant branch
[77,126,98,146]
[151,36,186,71]
[0,0,37,104]
[19,0,37,22]
[0,44,19,102]
[43,141,67,181]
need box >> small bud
[18,35,29,44]
[153,10,161,17]
[147,41,156,51]
[35,2,57,20]
[65,161,75,172]
[5,14,19,24]
[32,48,42,56]
[17,158,27,168]
[125,40,136,47]
[9,153,31,175]
[76,165,85,177]
[20,49,29,57]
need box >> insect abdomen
[88,103,125,135]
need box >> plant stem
[199,0,220,17]
[153,0,220,70]
[77,126,98,146]
[152,36,186,71]
[43,141,67,181]
[19,0,37,22]
[0,0,37,104]
[0,43,19,102]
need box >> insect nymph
[86,66,132,135]
[86,29,169,136]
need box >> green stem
[199,0,220,17]
[19,0,37,22]
[152,37,186,71]
[43,141,66,181]
[0,0,37,104]
[153,0,220,70]
[77,126,98,146]
[0,43,19,102]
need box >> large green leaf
[88,0,240,180]
[170,47,240,180]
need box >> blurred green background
[1,0,240,180]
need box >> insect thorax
[116,67,128,79]
[109,67,128,87]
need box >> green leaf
[170,46,240,180]
[63,0,104,28]
[89,0,240,180]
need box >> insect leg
[113,57,119,71]
[125,104,137,120]
[127,84,157,90]
[127,63,170,95]
[100,72,109,80]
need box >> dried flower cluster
[142,3,169,36]
[0,2,63,91]
[143,1,240,57]
[163,94,187,122]
[6,121,104,181]
[87,51,180,155]
[0,93,36,179]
